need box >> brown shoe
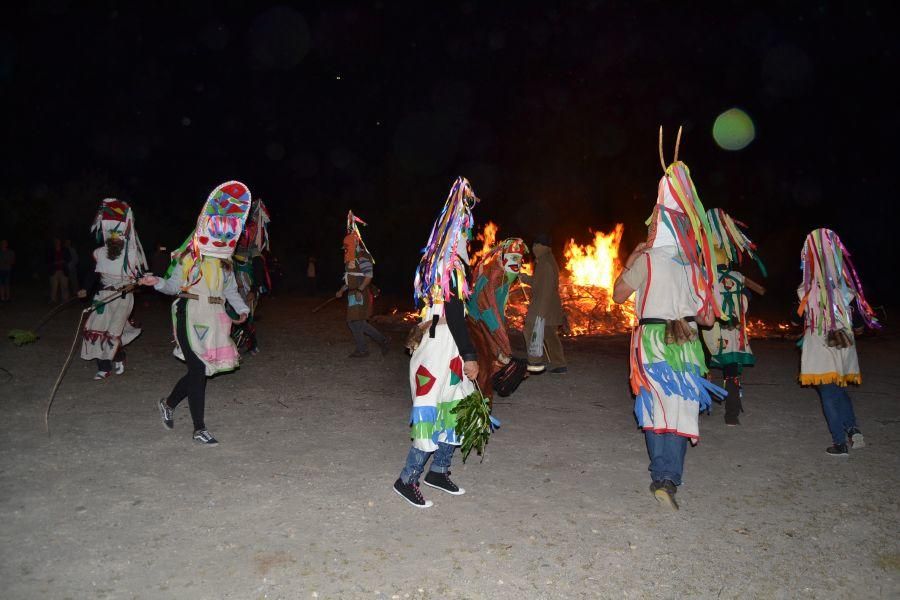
[651,480,679,511]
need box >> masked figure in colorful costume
[393,176,480,508]
[794,228,878,456]
[335,211,389,357]
[139,181,252,445]
[230,198,271,354]
[79,199,148,380]
[466,237,529,401]
[701,208,767,425]
[613,128,725,510]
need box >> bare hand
[232,313,248,324]
[139,275,159,286]
[76,289,87,299]
[463,360,479,381]
[625,242,649,268]
[335,289,344,298]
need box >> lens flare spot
[713,108,755,151]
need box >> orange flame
[559,224,635,335]
[472,221,498,265]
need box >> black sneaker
[848,428,865,449]
[424,471,466,496]
[826,443,849,456]
[379,337,391,356]
[651,480,679,511]
[193,429,219,445]
[158,399,174,430]
[549,366,568,374]
[393,478,433,508]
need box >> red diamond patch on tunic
[415,365,436,396]
[449,356,463,385]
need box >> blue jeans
[645,432,688,486]
[399,442,456,484]
[817,384,858,445]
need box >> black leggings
[166,299,207,430]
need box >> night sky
[2,1,897,316]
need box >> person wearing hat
[519,233,567,374]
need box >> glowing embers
[744,319,793,340]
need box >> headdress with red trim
[90,198,147,277]
[168,181,251,286]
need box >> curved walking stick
[44,283,138,435]
[44,308,90,435]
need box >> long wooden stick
[44,309,89,435]
[743,277,766,296]
[312,295,339,313]
[44,283,138,435]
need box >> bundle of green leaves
[451,389,493,463]
[7,329,38,346]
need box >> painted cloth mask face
[195,181,252,259]
[90,198,147,276]
[343,233,358,265]
[502,252,522,274]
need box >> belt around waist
[177,292,224,304]
[638,316,696,325]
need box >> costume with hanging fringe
[408,177,479,452]
[80,199,147,363]
[342,210,377,321]
[797,228,878,387]
[154,181,251,375]
[466,237,528,399]
[621,131,725,441]
[701,208,766,373]
[230,198,271,353]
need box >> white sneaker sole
[393,486,433,508]
[423,480,466,496]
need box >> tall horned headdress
[646,126,721,317]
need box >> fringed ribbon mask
[90,198,147,277]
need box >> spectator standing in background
[64,239,79,295]
[48,238,69,303]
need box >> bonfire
[382,221,787,339]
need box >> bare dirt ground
[1,288,898,599]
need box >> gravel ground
[1,289,898,599]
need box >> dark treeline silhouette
[2,3,896,316]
